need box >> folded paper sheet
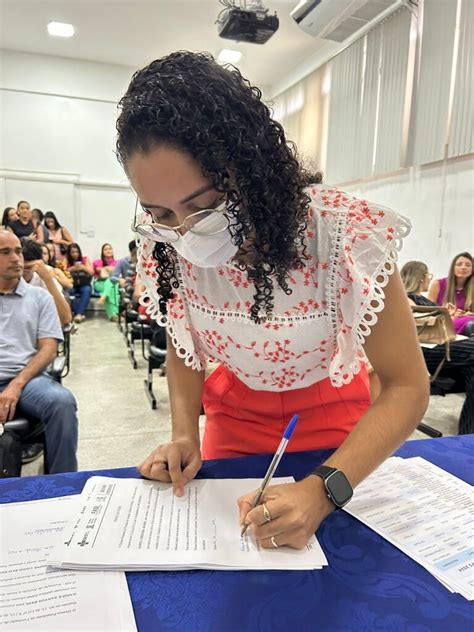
[0,496,137,631]
[52,476,328,571]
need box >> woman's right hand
[138,438,202,496]
[446,302,457,317]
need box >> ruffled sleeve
[137,236,207,371]
[322,191,411,386]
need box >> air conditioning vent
[327,16,367,42]
[291,0,399,42]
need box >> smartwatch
[309,465,353,509]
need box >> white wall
[1,49,471,273]
[0,50,137,259]
[341,156,474,278]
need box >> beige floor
[23,312,463,476]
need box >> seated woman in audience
[23,241,73,326]
[93,243,117,284]
[32,207,50,243]
[401,261,473,435]
[46,242,73,282]
[428,252,474,336]
[9,200,44,242]
[66,243,93,323]
[1,206,18,229]
[93,243,120,321]
[41,243,73,290]
[44,211,74,261]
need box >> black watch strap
[309,465,353,509]
[311,465,336,479]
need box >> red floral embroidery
[137,184,408,389]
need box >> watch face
[326,471,353,507]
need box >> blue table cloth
[1,435,473,631]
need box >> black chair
[128,315,153,369]
[417,375,465,438]
[4,418,48,473]
[430,376,456,397]
[416,423,442,438]
[143,323,167,409]
[144,346,167,409]
[124,308,139,346]
[5,355,67,475]
[117,289,131,333]
[118,282,135,334]
[57,323,74,378]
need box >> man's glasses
[131,198,230,243]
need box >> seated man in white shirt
[0,230,78,473]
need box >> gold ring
[270,536,278,548]
[262,503,272,522]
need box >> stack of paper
[344,456,473,601]
[51,476,328,572]
[0,496,137,631]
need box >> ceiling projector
[217,1,279,45]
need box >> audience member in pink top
[428,252,474,336]
[94,243,119,321]
[93,243,118,280]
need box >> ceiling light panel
[47,22,75,38]
[217,49,243,64]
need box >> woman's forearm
[166,335,205,444]
[325,270,429,488]
[55,269,73,289]
[42,274,73,326]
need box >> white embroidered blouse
[138,186,411,391]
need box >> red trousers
[201,364,371,459]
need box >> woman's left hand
[237,477,335,549]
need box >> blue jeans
[70,284,92,316]
[0,375,78,473]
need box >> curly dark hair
[116,51,312,322]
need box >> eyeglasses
[424,272,433,280]
[131,197,230,243]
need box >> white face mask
[171,212,238,268]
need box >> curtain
[447,0,474,158]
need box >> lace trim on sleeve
[137,240,205,371]
[327,208,411,387]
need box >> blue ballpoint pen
[240,414,299,536]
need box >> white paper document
[344,457,474,601]
[0,496,137,631]
[52,477,327,572]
